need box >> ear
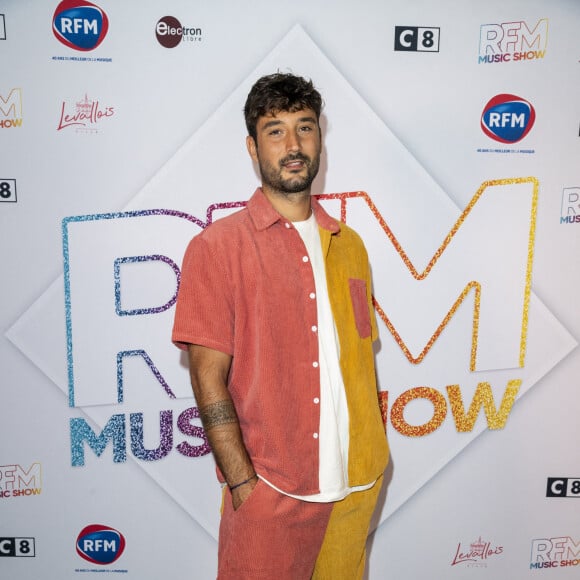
[246,135,258,162]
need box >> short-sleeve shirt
[172,188,389,496]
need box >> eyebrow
[261,116,318,131]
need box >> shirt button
[313,397,320,404]
[309,292,316,299]
[311,325,317,333]
[313,433,319,439]
[285,222,291,229]
[302,256,309,262]
[312,361,319,368]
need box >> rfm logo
[481,94,535,143]
[52,0,109,51]
[76,525,125,565]
[479,19,548,64]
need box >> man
[172,72,389,579]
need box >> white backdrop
[2,0,580,578]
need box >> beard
[257,151,320,196]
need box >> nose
[286,130,300,152]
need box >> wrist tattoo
[200,400,238,430]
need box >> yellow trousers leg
[312,477,383,580]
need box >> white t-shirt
[261,212,374,502]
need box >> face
[246,108,321,196]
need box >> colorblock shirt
[172,188,389,496]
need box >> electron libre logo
[481,94,535,143]
[155,15,202,48]
[52,0,109,51]
[76,525,125,565]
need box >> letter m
[330,178,538,372]
[70,415,126,466]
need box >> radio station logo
[547,477,580,497]
[76,525,126,565]
[0,538,36,557]
[394,26,439,52]
[481,94,535,143]
[155,15,202,48]
[57,93,115,133]
[0,463,42,498]
[0,179,17,203]
[451,536,504,567]
[479,18,548,64]
[1,14,6,40]
[560,188,580,225]
[530,536,580,569]
[0,88,22,129]
[52,0,109,51]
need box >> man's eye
[300,125,312,132]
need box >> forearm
[198,399,256,487]
[187,345,256,497]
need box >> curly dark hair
[244,73,323,140]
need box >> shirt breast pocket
[348,278,371,339]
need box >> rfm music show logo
[0,463,42,498]
[52,0,108,51]
[560,187,580,225]
[0,88,23,129]
[64,177,538,465]
[479,18,548,64]
[481,94,535,143]
[394,26,440,52]
[57,93,115,133]
[76,524,126,565]
[530,536,580,569]
[155,15,202,48]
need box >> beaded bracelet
[229,474,257,491]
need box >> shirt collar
[247,188,341,234]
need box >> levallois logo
[52,0,109,51]
[76,524,126,565]
[481,94,536,143]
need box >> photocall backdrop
[2,0,580,578]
